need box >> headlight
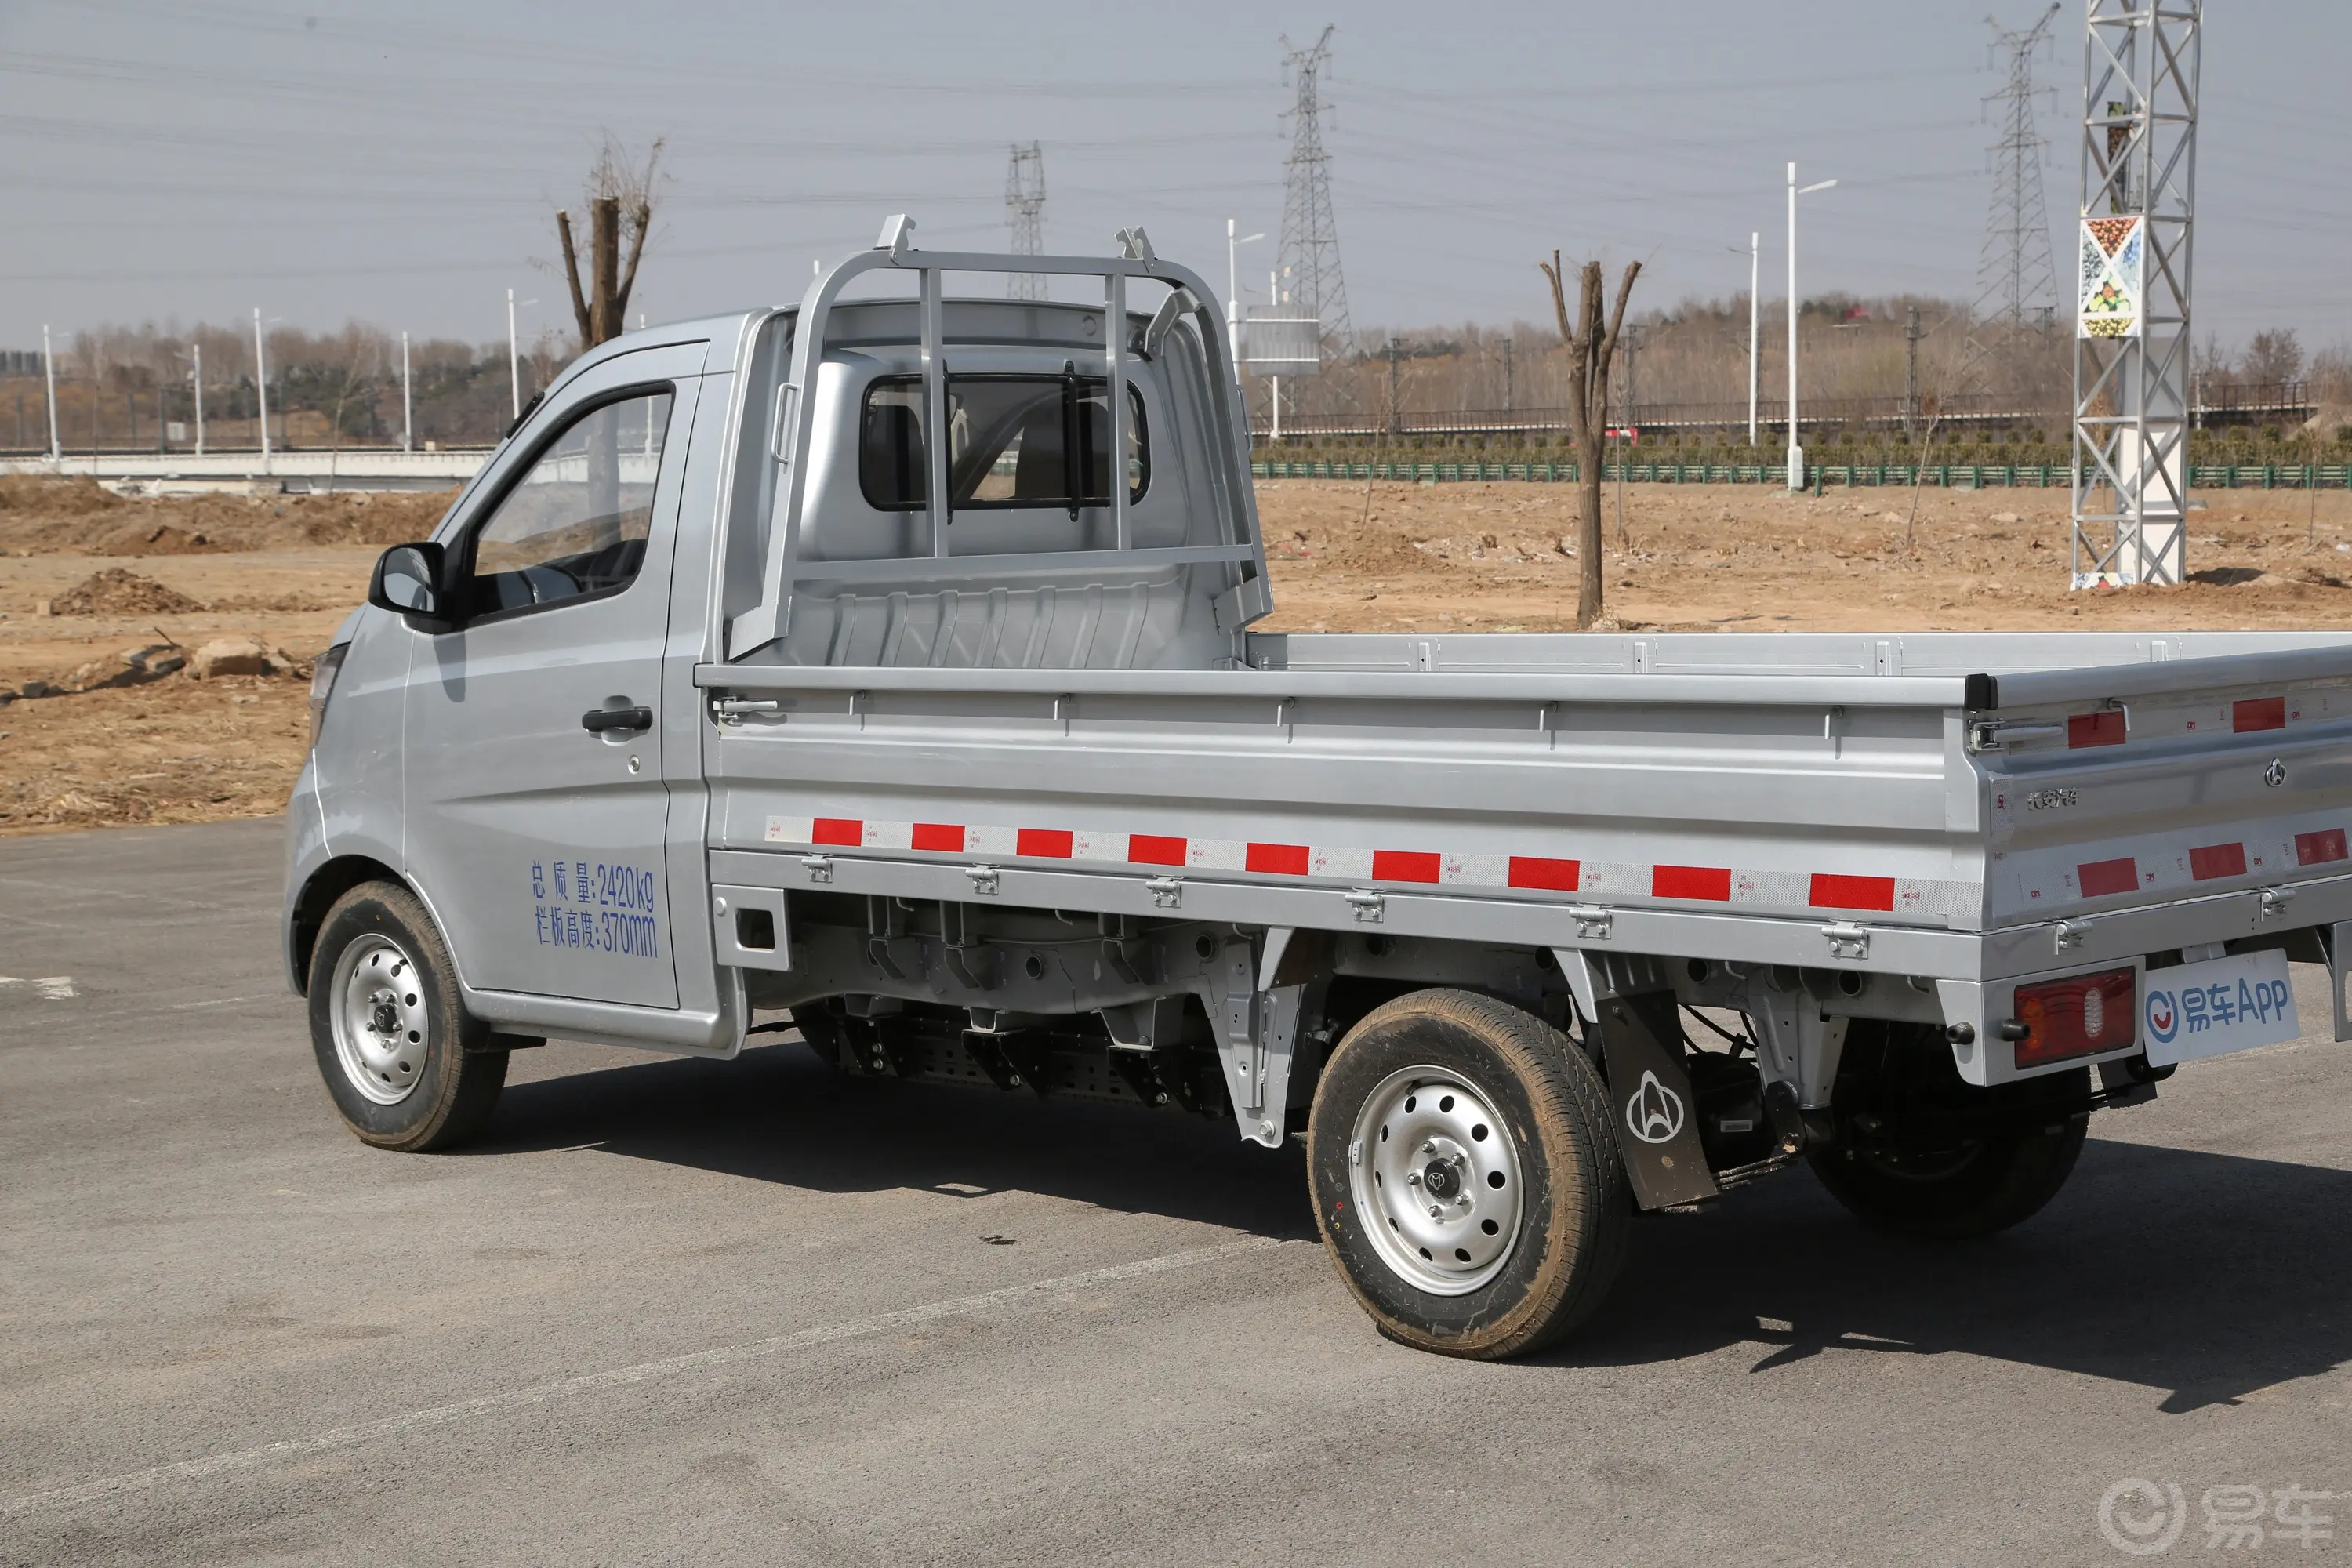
[308,642,350,749]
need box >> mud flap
[1585,991,1720,1210]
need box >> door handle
[582,706,654,735]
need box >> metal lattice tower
[2070,0,2201,589]
[1004,142,1046,300]
[1975,5,2062,334]
[1276,27,1351,359]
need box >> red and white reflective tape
[2005,818,2352,910]
[764,814,1973,920]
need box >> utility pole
[1385,336,1403,437]
[1622,325,1639,431]
[400,331,412,452]
[1786,163,1838,490]
[1268,267,1281,442]
[1004,142,1047,299]
[253,307,271,468]
[191,342,205,456]
[1276,26,1352,363]
[1747,232,1760,447]
[42,325,60,465]
[1904,306,1922,440]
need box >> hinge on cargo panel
[800,854,834,885]
[2054,918,2091,953]
[1570,905,1613,941]
[1144,877,1184,909]
[964,865,1000,897]
[1821,922,1870,960]
[1345,889,1385,924]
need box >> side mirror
[368,541,451,630]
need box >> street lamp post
[1748,231,1760,448]
[42,324,60,465]
[1787,163,1838,491]
[253,307,272,470]
[508,289,521,421]
[1225,219,1264,380]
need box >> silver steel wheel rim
[329,934,429,1106]
[1348,1065,1525,1296]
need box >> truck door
[402,343,705,1009]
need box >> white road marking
[0,1236,1290,1518]
[169,994,279,1011]
[33,977,75,1000]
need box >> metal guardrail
[1252,459,2352,489]
[0,448,492,491]
[1247,379,2320,441]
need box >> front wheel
[1308,989,1630,1359]
[307,880,506,1151]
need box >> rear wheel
[1809,1022,2089,1240]
[307,880,506,1151]
[1809,1122,2085,1239]
[1308,989,1629,1359]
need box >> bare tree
[557,136,665,353]
[2242,328,2303,387]
[1540,253,1640,627]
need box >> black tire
[1808,1120,2086,1240]
[786,1004,851,1070]
[1807,1022,2089,1240]
[1308,989,1630,1359]
[307,880,507,1152]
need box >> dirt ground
[2,477,2347,835]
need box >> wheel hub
[1348,1067,1525,1296]
[329,934,429,1106]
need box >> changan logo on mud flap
[1624,1070,1686,1145]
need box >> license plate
[2142,949,2300,1067]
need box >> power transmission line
[1276,26,1350,361]
[1975,5,2061,334]
[1004,141,1045,299]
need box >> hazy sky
[2,0,2344,358]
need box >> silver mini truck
[288,221,2352,1358]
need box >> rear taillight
[2013,967,2136,1067]
[309,642,350,749]
[2067,710,2126,748]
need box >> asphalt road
[5,818,2350,1566]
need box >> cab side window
[463,389,674,619]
